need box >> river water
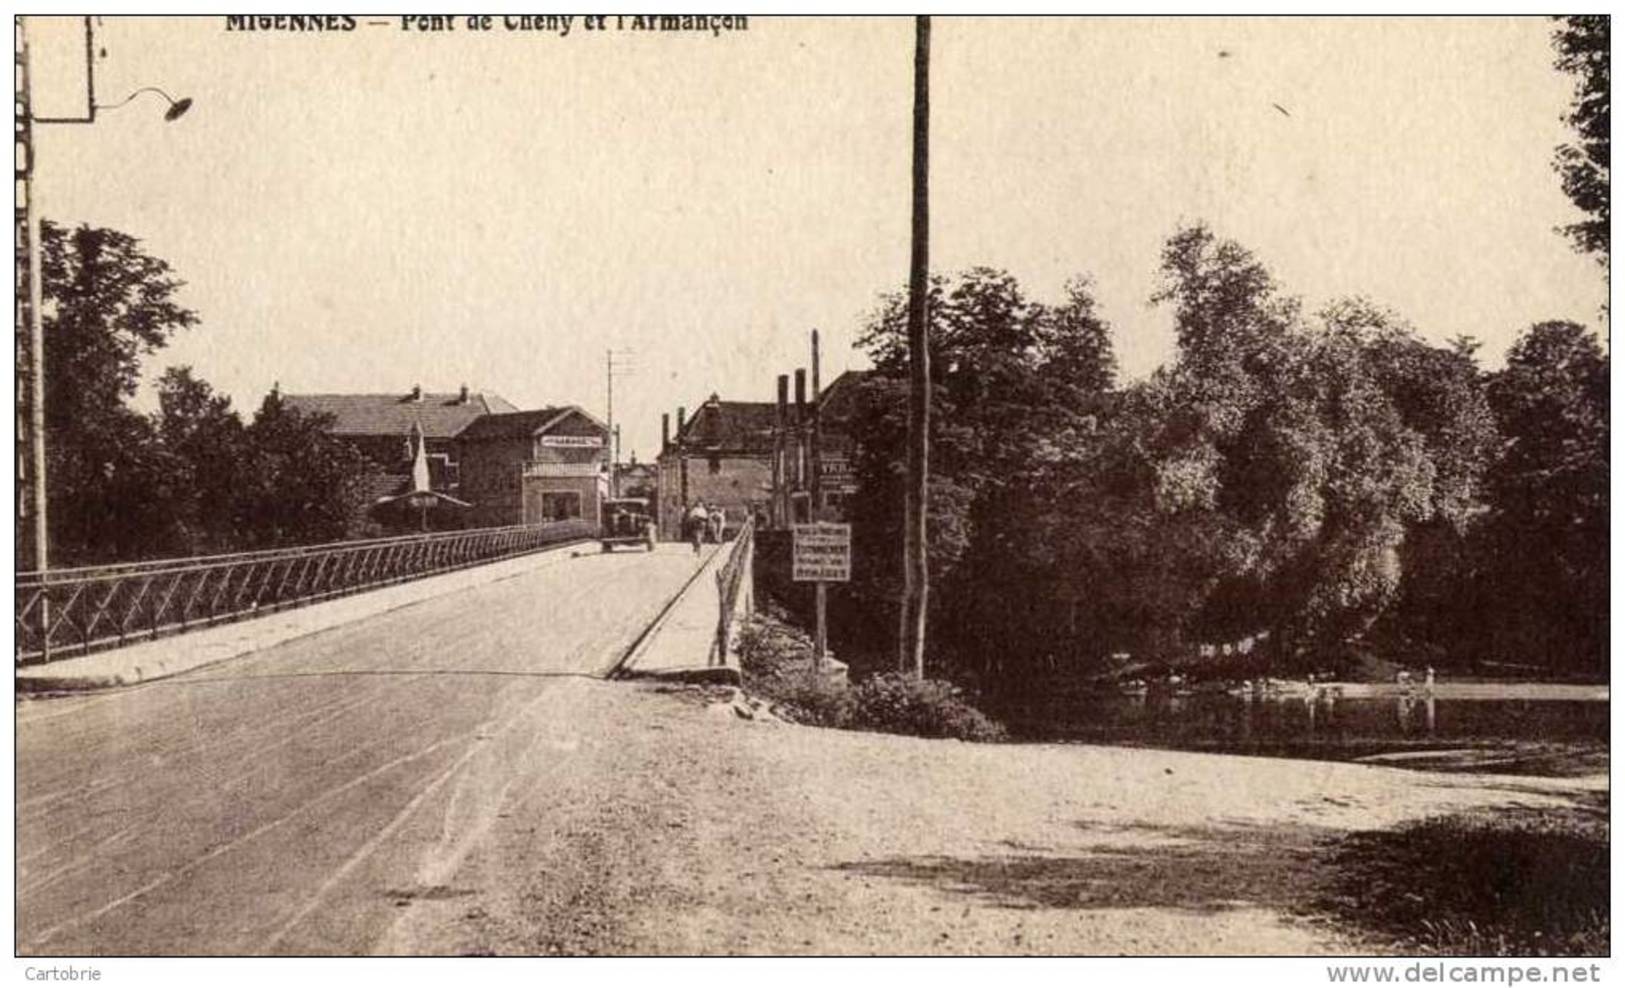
[1001,691,1609,776]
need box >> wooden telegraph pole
[773,374,788,528]
[793,368,807,521]
[899,16,931,678]
[810,330,826,666]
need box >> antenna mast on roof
[606,348,634,496]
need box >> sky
[29,15,1606,462]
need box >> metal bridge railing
[713,519,755,664]
[15,519,595,666]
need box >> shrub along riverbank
[736,604,1005,742]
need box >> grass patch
[1320,805,1608,956]
[737,605,1005,742]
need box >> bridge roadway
[16,543,709,956]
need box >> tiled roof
[283,391,517,439]
[676,399,779,454]
[455,407,572,441]
[817,369,872,425]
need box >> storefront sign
[820,457,857,493]
[539,434,604,447]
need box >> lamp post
[15,15,192,577]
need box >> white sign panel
[792,522,851,582]
[539,435,604,448]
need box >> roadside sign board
[793,522,851,582]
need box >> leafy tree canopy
[1552,15,1609,262]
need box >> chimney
[661,413,670,452]
[678,407,689,506]
[408,384,422,403]
[458,384,470,404]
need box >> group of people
[683,501,727,552]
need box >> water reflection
[1008,689,1607,766]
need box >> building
[282,385,515,522]
[656,372,870,537]
[456,406,611,528]
[284,385,612,531]
[657,394,776,538]
[615,458,660,511]
[810,369,868,519]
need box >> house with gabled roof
[282,384,609,531]
[282,384,515,502]
[655,372,872,536]
[656,394,778,538]
[455,405,611,528]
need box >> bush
[1322,808,1609,956]
[736,610,814,680]
[735,610,1005,742]
[765,671,858,728]
[849,673,1007,742]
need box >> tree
[156,366,250,553]
[1146,226,1499,660]
[1475,321,1609,674]
[40,221,199,563]
[849,267,1120,685]
[1552,16,1609,263]
[238,389,387,548]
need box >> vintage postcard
[12,12,1608,972]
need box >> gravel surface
[377,682,1606,956]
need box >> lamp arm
[96,86,183,113]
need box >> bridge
[16,526,753,955]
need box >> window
[541,491,582,521]
[428,454,458,491]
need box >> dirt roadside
[376,679,1606,956]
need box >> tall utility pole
[793,367,807,520]
[773,374,789,528]
[810,329,823,518]
[15,18,47,574]
[810,329,827,668]
[605,348,633,496]
[899,15,931,678]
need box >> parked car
[600,498,655,552]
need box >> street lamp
[94,86,194,122]
[16,14,193,578]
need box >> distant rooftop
[456,407,579,441]
[282,387,516,439]
[817,369,871,424]
[675,396,779,454]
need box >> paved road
[16,543,709,956]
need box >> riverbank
[385,677,1606,956]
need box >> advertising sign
[792,522,851,582]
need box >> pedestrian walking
[685,501,708,554]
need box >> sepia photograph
[11,10,1610,972]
